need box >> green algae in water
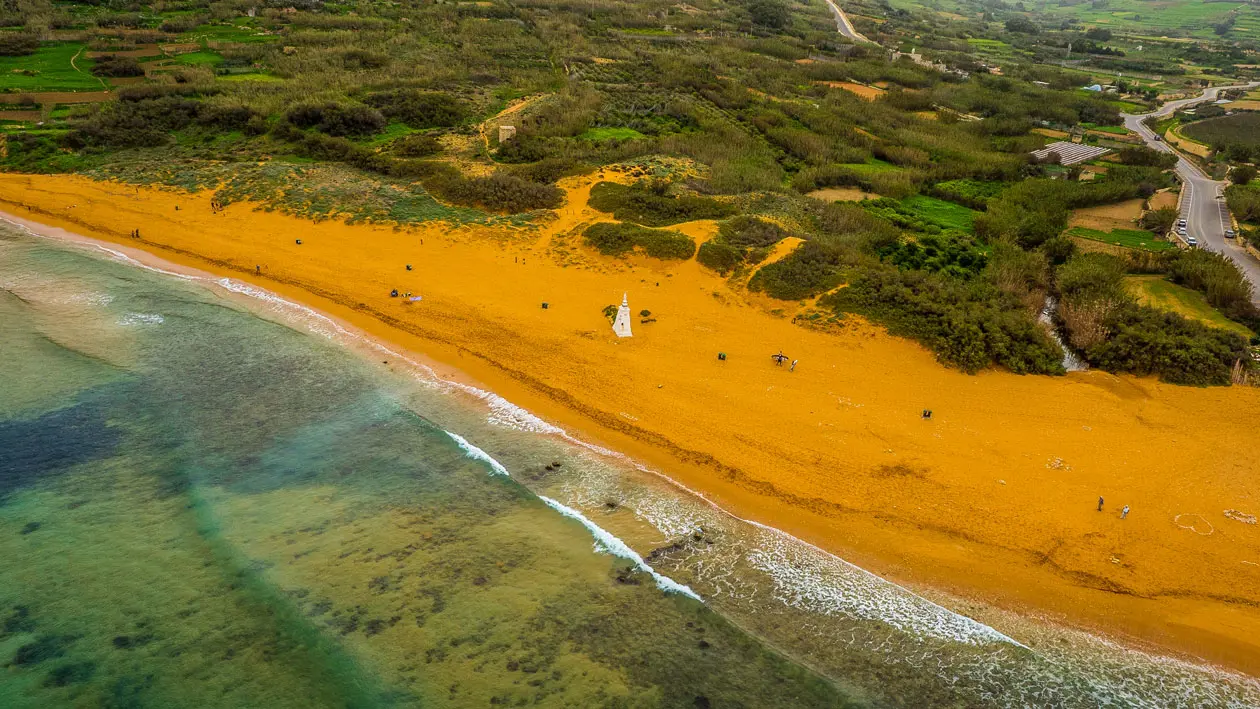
[0,228,853,708]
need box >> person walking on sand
[790,359,798,372]
[1121,505,1130,520]
[256,265,261,274]
[1097,496,1104,512]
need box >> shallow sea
[2,221,1258,708]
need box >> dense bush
[0,32,39,56]
[583,222,696,260]
[1087,307,1249,386]
[1226,184,1260,223]
[588,181,735,226]
[430,172,564,214]
[1162,248,1258,326]
[697,216,788,274]
[879,233,987,278]
[748,240,847,300]
[391,134,442,158]
[91,55,146,78]
[1116,146,1178,169]
[363,90,467,129]
[823,266,1064,374]
[697,241,744,274]
[286,102,386,137]
[67,97,260,148]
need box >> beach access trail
[4,172,1260,677]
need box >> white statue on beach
[613,293,633,338]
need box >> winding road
[1122,83,1260,305]
[820,0,873,44]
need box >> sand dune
[3,171,1259,676]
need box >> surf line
[445,431,703,602]
[8,215,1017,648]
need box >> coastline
[3,173,1260,677]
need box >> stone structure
[612,293,633,338]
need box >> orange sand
[4,173,1260,676]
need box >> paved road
[821,0,872,44]
[1122,83,1260,306]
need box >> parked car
[1178,219,1187,227]
[1226,229,1236,239]
[1187,236,1199,247]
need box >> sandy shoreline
[3,172,1260,676]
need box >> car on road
[1153,135,1162,141]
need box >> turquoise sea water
[2,221,1259,708]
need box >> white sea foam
[745,525,1022,647]
[444,431,511,476]
[118,312,164,326]
[538,495,703,601]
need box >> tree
[748,0,789,29]
[1085,28,1113,41]
[0,32,39,56]
[1005,16,1039,33]
[1231,165,1256,186]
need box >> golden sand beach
[4,172,1260,676]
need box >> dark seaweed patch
[0,399,120,500]
[44,661,96,687]
[13,634,71,665]
[2,605,35,636]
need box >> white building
[613,293,633,338]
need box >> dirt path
[70,46,110,90]
[478,94,547,151]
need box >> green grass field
[183,22,278,44]
[1125,275,1256,337]
[901,195,976,232]
[0,42,100,92]
[579,127,646,141]
[1068,226,1173,251]
[174,51,224,66]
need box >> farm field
[1181,113,1260,150]
[1066,226,1174,251]
[1126,275,1256,336]
[0,42,99,92]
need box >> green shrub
[392,134,442,158]
[91,55,145,78]
[1087,307,1249,386]
[823,266,1064,374]
[0,33,39,57]
[363,90,467,129]
[879,233,987,278]
[286,102,386,137]
[697,241,743,274]
[719,216,787,248]
[583,222,696,260]
[748,240,845,300]
[588,181,735,226]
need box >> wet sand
[3,172,1260,676]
